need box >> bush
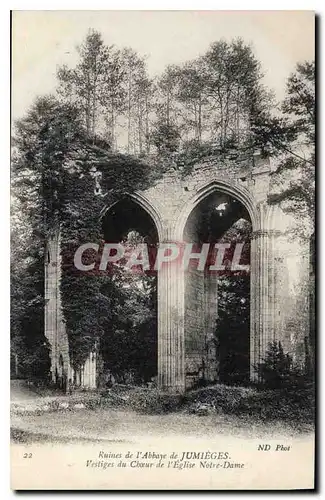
[99,385,184,414]
[183,382,314,425]
[255,341,306,390]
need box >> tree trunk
[145,94,150,154]
[127,72,132,153]
[236,85,240,143]
[166,91,170,127]
[138,100,143,154]
[110,100,115,150]
[198,98,202,143]
[85,71,91,136]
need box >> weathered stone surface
[45,154,312,392]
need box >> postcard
[11,10,315,490]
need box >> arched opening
[183,190,252,388]
[100,197,159,386]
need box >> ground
[10,380,315,490]
[11,380,314,444]
[12,407,313,445]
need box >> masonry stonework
[45,154,312,393]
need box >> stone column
[45,228,73,387]
[44,228,61,382]
[272,234,311,368]
[251,218,312,380]
[183,268,205,387]
[157,258,185,393]
[82,351,97,389]
[250,230,277,380]
[204,271,218,382]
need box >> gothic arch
[45,161,310,392]
[171,178,268,387]
[173,179,259,240]
[100,192,164,242]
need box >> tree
[13,29,314,387]
[155,65,182,128]
[176,59,208,143]
[100,269,157,384]
[266,62,315,380]
[256,341,296,389]
[56,31,275,159]
[11,96,85,379]
[267,61,315,225]
[13,95,84,230]
[11,171,51,380]
[57,30,109,137]
[249,61,315,228]
[120,49,154,155]
[283,61,315,146]
[215,275,250,385]
[57,29,126,145]
[153,38,274,158]
[12,90,162,382]
[150,120,181,155]
[100,47,126,149]
[203,38,272,150]
[11,249,51,380]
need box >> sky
[11,10,315,120]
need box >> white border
[2,3,322,499]
[5,1,322,9]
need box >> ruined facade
[45,153,312,392]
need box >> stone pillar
[183,268,205,387]
[272,234,311,368]
[250,226,311,379]
[157,260,185,393]
[204,271,218,382]
[250,230,277,380]
[82,351,97,389]
[45,228,61,382]
[45,228,73,388]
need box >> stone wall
[45,229,97,390]
[44,153,312,392]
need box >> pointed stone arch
[100,192,164,243]
[44,158,311,393]
[173,179,259,241]
[159,177,281,389]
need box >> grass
[97,382,315,426]
[11,380,315,429]
[182,383,315,425]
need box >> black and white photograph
[10,10,315,490]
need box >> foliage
[55,30,314,172]
[57,29,126,140]
[57,32,154,153]
[11,29,315,386]
[214,218,251,385]
[56,33,274,160]
[255,341,306,390]
[261,61,315,227]
[10,223,51,380]
[183,383,314,426]
[11,94,161,378]
[215,275,250,385]
[150,120,181,154]
[12,95,84,230]
[98,268,157,384]
[121,47,154,155]
[282,61,315,144]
